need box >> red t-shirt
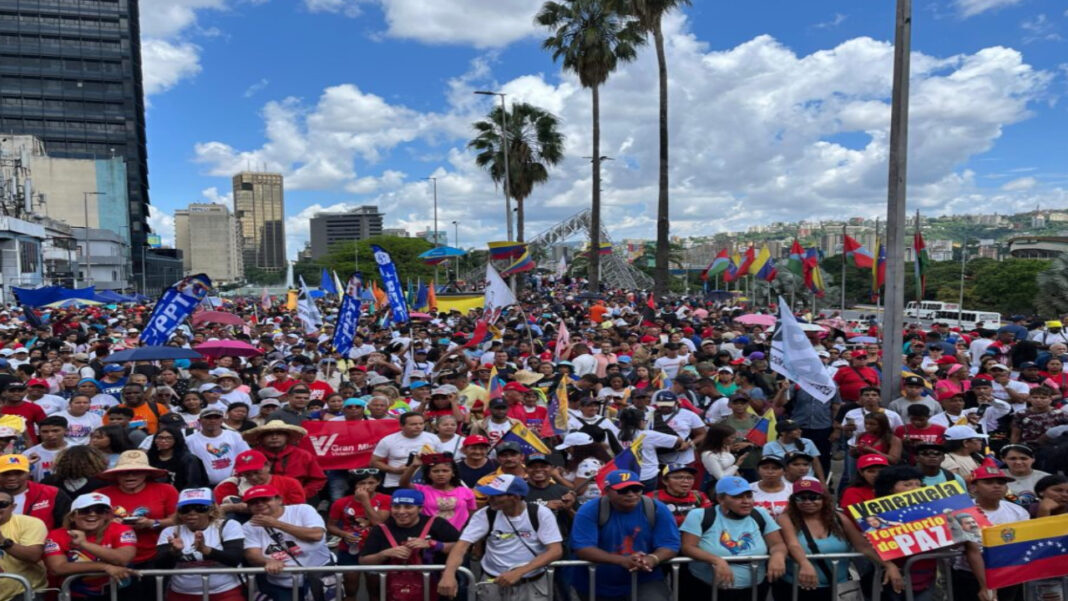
[214,474,307,505]
[305,380,335,401]
[839,485,876,510]
[648,489,712,526]
[833,366,881,403]
[2,402,46,445]
[894,424,946,445]
[45,522,137,596]
[329,493,392,553]
[507,405,548,431]
[267,378,299,393]
[95,482,178,563]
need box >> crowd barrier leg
[0,574,33,601]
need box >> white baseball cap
[71,492,111,511]
[555,431,595,450]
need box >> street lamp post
[474,91,513,242]
[141,245,148,295]
[426,177,439,247]
[452,220,459,285]
[82,192,104,287]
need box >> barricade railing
[901,550,962,601]
[56,549,968,601]
[58,564,478,601]
[0,573,34,601]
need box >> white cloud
[955,0,1023,18]
[193,16,1057,258]
[148,205,176,247]
[243,78,270,98]
[375,0,545,48]
[815,13,847,29]
[1002,176,1038,191]
[141,39,202,96]
[305,0,363,17]
[1021,14,1063,43]
[201,186,234,209]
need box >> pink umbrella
[734,313,777,328]
[192,311,245,328]
[194,340,262,358]
[410,312,432,320]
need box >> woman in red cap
[838,454,888,509]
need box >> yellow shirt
[0,514,47,600]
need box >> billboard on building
[147,234,162,248]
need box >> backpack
[597,496,657,528]
[651,410,681,460]
[576,418,623,456]
[485,503,541,534]
[379,517,437,601]
[699,505,766,534]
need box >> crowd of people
[0,292,1064,601]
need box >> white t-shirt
[564,457,604,504]
[658,408,705,464]
[992,380,1029,403]
[24,443,68,482]
[749,481,791,517]
[953,500,1030,572]
[459,504,562,577]
[372,431,442,487]
[186,430,251,485]
[55,411,102,445]
[480,420,514,450]
[841,408,903,445]
[704,397,732,423]
[31,394,67,416]
[243,505,330,587]
[87,393,118,418]
[929,409,979,429]
[626,429,679,481]
[653,356,688,380]
[159,520,245,594]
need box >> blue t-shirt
[99,377,127,399]
[569,499,680,597]
[762,439,821,477]
[679,507,780,589]
[783,528,850,587]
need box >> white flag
[769,296,837,403]
[484,263,516,323]
[556,255,567,277]
[555,320,571,361]
[332,270,345,302]
[297,276,324,334]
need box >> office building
[415,228,447,246]
[381,228,409,238]
[0,1,152,271]
[232,172,285,273]
[174,203,243,283]
[308,205,383,259]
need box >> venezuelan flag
[498,422,551,455]
[723,252,742,283]
[594,434,645,491]
[983,513,1068,589]
[701,249,730,281]
[500,250,535,277]
[737,246,756,274]
[488,241,527,260]
[745,416,771,446]
[488,366,504,400]
[539,376,570,438]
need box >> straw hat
[513,370,544,386]
[99,450,168,480]
[242,420,308,446]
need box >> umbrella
[191,311,245,328]
[410,312,432,320]
[44,299,103,309]
[797,323,828,333]
[734,314,777,328]
[195,340,262,358]
[419,246,466,266]
[102,346,203,363]
[848,335,880,343]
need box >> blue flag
[332,293,361,356]
[320,267,337,295]
[370,245,409,324]
[141,274,212,345]
[414,282,428,311]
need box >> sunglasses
[178,505,211,514]
[615,485,645,495]
[918,450,944,457]
[794,494,822,503]
[76,506,110,516]
[0,500,11,509]
[352,468,381,476]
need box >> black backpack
[699,506,766,534]
[597,496,657,528]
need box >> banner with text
[847,480,991,560]
[298,419,401,470]
[141,274,212,346]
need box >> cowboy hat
[512,370,544,386]
[99,450,168,480]
[242,420,308,446]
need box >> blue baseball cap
[342,398,366,408]
[476,474,530,497]
[653,390,678,406]
[617,355,632,364]
[604,470,642,491]
[77,378,101,389]
[391,488,425,506]
[0,359,8,369]
[734,336,750,345]
[715,476,752,496]
[410,381,430,390]
[102,364,125,373]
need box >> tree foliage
[1036,255,1068,318]
[291,236,437,287]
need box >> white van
[905,301,959,320]
[934,310,1002,331]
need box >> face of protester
[391,503,421,527]
[785,459,811,481]
[367,398,389,418]
[427,463,454,487]
[178,503,212,529]
[72,503,112,533]
[972,478,1009,503]
[242,467,271,486]
[941,395,965,414]
[122,386,145,406]
[0,470,28,494]
[154,430,176,453]
[436,416,457,437]
[916,447,945,470]
[758,462,784,483]
[608,483,645,511]
[39,424,66,447]
[526,461,552,485]
[181,394,202,412]
[497,450,523,470]
[288,390,311,410]
[62,373,80,389]
[861,465,885,486]
[663,472,695,497]
[67,396,90,417]
[1002,450,1034,476]
[859,390,881,410]
[247,495,283,518]
[464,444,488,463]
[228,405,249,422]
[117,472,147,493]
[891,479,922,494]
[1042,483,1068,507]
[401,416,425,438]
[718,491,754,515]
[262,432,289,451]
[1031,394,1053,411]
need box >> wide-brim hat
[242,420,308,445]
[99,450,168,480]
[513,370,544,386]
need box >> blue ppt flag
[370,244,409,325]
[141,274,212,345]
[332,273,362,357]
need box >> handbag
[797,518,863,601]
[378,518,438,601]
[266,527,341,601]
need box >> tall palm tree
[469,103,565,243]
[537,0,645,292]
[627,0,689,296]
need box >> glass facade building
[0,0,150,257]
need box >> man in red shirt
[647,463,711,525]
[214,450,306,513]
[833,351,881,403]
[265,363,299,393]
[243,421,326,498]
[298,365,335,401]
[1,382,46,445]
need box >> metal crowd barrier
[56,550,971,601]
[901,550,962,601]
[0,573,34,601]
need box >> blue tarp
[95,290,136,303]
[13,286,98,307]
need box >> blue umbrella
[102,346,203,363]
[419,246,466,265]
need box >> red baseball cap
[233,450,268,474]
[462,435,490,448]
[242,485,281,502]
[936,390,964,402]
[503,382,529,393]
[26,379,49,388]
[935,356,958,366]
[971,465,1015,482]
[857,455,890,470]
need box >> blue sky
[139,0,1068,257]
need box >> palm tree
[1037,255,1068,317]
[469,103,565,243]
[626,0,689,296]
[537,0,645,292]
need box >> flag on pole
[802,248,825,296]
[913,230,929,298]
[723,252,742,283]
[427,280,438,311]
[497,422,551,455]
[787,240,805,276]
[700,249,730,281]
[297,276,324,334]
[555,320,570,361]
[540,376,571,438]
[484,263,517,323]
[320,267,337,295]
[751,246,777,282]
[844,235,875,268]
[332,271,344,302]
[745,417,771,446]
[595,435,644,491]
[500,249,535,277]
[737,246,756,275]
[873,242,887,297]
[769,295,837,402]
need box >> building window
[18,241,38,273]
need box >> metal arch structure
[460,208,653,290]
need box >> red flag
[299,420,401,470]
[464,319,491,349]
[736,246,756,275]
[554,320,571,361]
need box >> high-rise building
[308,205,383,259]
[232,172,285,273]
[174,203,243,283]
[0,0,151,269]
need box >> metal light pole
[474,91,512,242]
[81,192,103,287]
[452,220,459,285]
[141,245,147,294]
[426,177,439,247]
[880,0,912,405]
